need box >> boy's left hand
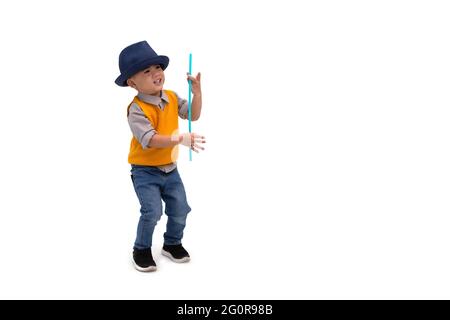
[187,72,201,96]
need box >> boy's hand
[187,72,202,96]
[172,132,206,153]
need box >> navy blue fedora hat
[115,41,169,87]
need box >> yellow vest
[127,90,179,166]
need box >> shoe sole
[132,260,157,272]
[161,249,191,263]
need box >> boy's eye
[144,69,150,74]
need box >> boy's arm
[190,92,202,121]
[128,104,182,149]
[149,133,206,152]
[176,91,202,121]
[128,103,157,149]
[148,134,182,148]
[128,103,205,151]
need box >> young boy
[115,41,205,272]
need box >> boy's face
[127,65,165,95]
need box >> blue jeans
[131,165,191,249]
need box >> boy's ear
[127,78,136,89]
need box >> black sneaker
[162,244,190,263]
[133,248,157,272]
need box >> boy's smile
[127,65,165,96]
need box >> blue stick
[188,53,192,161]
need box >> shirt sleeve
[174,91,189,120]
[127,103,156,149]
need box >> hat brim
[115,55,169,87]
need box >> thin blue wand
[188,53,192,161]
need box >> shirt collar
[137,90,169,106]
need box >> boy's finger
[193,143,205,150]
[193,137,206,143]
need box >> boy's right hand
[174,132,206,153]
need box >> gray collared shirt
[128,90,188,173]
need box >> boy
[115,41,205,272]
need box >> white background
[0,0,449,299]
